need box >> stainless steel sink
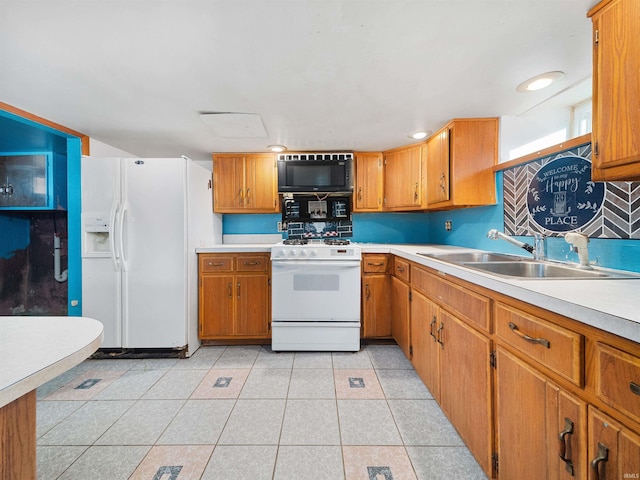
[417,251,640,280]
[461,261,612,279]
[417,252,525,263]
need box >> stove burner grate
[283,238,309,245]
[324,239,351,246]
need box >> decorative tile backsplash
[503,142,640,239]
[286,220,353,239]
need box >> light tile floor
[36,344,488,480]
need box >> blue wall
[224,171,640,273]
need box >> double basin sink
[417,251,640,280]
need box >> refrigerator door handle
[117,201,129,272]
[109,202,120,271]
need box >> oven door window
[293,273,339,291]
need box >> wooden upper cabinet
[212,153,279,213]
[244,154,279,211]
[589,0,640,181]
[383,144,423,211]
[425,129,450,205]
[425,118,498,210]
[353,152,383,212]
[212,154,244,211]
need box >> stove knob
[300,249,308,257]
[279,249,286,257]
[310,249,319,257]
[290,249,298,257]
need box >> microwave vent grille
[278,153,353,161]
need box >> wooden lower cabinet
[410,290,440,400]
[199,253,270,340]
[411,289,492,475]
[439,309,493,475]
[588,407,640,480]
[495,346,587,480]
[391,275,411,359]
[361,254,391,338]
[395,256,640,480]
[362,274,391,337]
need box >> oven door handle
[272,260,361,269]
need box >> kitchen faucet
[565,232,592,269]
[487,229,548,261]
[488,229,533,255]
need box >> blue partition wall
[0,110,82,315]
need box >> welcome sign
[502,142,640,239]
[526,156,605,232]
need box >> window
[571,99,592,137]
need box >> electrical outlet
[445,220,452,231]
[277,221,286,232]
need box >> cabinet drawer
[413,266,490,332]
[200,255,233,272]
[595,342,640,424]
[236,255,269,272]
[495,303,584,386]
[393,257,411,282]
[363,254,389,273]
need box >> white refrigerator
[81,156,221,355]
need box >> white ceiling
[0,0,598,162]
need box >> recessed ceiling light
[268,145,287,152]
[410,131,430,140]
[516,71,565,92]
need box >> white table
[0,316,103,480]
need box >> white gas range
[270,239,361,351]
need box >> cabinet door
[354,152,383,211]
[384,146,422,210]
[235,274,270,336]
[440,311,492,475]
[591,0,640,181]
[391,275,411,359]
[362,274,391,337]
[199,274,234,337]
[496,346,548,480]
[425,128,450,205]
[588,407,640,480]
[213,155,244,212]
[244,154,278,212]
[410,290,440,401]
[546,383,587,480]
[0,154,50,208]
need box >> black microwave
[277,153,354,194]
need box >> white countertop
[0,316,104,408]
[197,243,640,344]
[386,244,640,344]
[197,244,272,253]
